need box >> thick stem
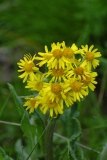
[44,115,56,160]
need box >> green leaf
[0,93,11,117]
[21,114,36,138]
[0,147,14,160]
[59,147,70,160]
[70,117,81,143]
[34,111,45,150]
[61,103,79,138]
[21,114,36,159]
[59,146,78,160]
[69,147,78,160]
[74,145,84,160]
[68,118,82,160]
[98,143,107,160]
[7,83,25,116]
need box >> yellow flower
[17,54,39,83]
[64,79,88,101]
[64,91,74,107]
[81,72,98,92]
[62,43,78,59]
[17,41,101,117]
[41,82,66,102]
[35,45,53,67]
[45,67,68,82]
[67,61,89,80]
[38,96,63,117]
[25,73,44,91]
[81,45,101,69]
[36,41,70,69]
[23,97,40,113]
[62,42,83,58]
[40,81,75,109]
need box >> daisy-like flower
[25,73,44,91]
[41,82,66,102]
[64,91,74,107]
[81,72,98,92]
[45,67,68,82]
[17,54,39,83]
[81,45,101,70]
[67,61,89,80]
[23,97,40,113]
[64,79,88,101]
[35,45,53,67]
[62,42,83,60]
[36,41,70,69]
[39,95,63,117]
[62,43,78,59]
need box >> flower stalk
[44,115,56,160]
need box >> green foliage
[68,118,82,160]
[54,107,82,160]
[7,84,45,159]
[69,117,81,143]
[7,83,25,116]
[1,0,107,49]
[21,115,36,138]
[33,111,45,149]
[0,147,14,160]
[98,143,107,160]
[0,93,11,117]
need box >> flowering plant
[17,41,101,117]
[7,41,102,160]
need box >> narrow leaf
[7,83,24,116]
[0,93,11,117]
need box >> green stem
[44,115,56,160]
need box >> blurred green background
[0,0,107,159]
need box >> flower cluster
[17,41,101,117]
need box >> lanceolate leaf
[8,83,25,116]
[0,93,11,117]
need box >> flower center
[35,82,43,91]
[52,68,64,77]
[86,52,94,62]
[46,99,57,108]
[71,81,82,92]
[30,98,36,107]
[63,48,74,58]
[52,49,63,59]
[74,67,84,75]
[51,83,62,94]
[81,76,91,85]
[24,61,34,72]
